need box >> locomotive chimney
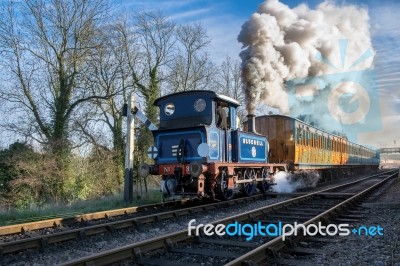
[247,114,257,133]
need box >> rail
[59,169,398,266]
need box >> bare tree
[76,20,137,164]
[166,23,216,93]
[0,0,112,156]
[216,56,242,99]
[216,56,246,122]
[129,10,176,123]
[106,11,175,164]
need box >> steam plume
[238,0,374,117]
[272,171,320,193]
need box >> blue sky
[115,0,400,147]
[116,0,400,79]
[0,0,398,149]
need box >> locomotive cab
[152,91,240,164]
[155,91,239,131]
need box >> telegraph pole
[124,93,135,202]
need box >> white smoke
[238,0,374,122]
[272,170,320,193]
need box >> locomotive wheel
[259,167,270,193]
[217,169,234,200]
[243,168,256,196]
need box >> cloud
[376,71,400,77]
[370,2,400,38]
[169,8,211,21]
[375,78,400,83]
[359,113,400,147]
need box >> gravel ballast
[2,196,291,265]
[2,169,397,265]
[286,173,400,266]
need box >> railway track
[0,191,279,256]
[57,169,398,266]
[0,200,193,236]
[0,170,386,258]
[1,169,385,240]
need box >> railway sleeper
[165,238,177,249]
[138,257,200,266]
[302,237,343,243]
[269,257,317,266]
[266,214,316,219]
[133,247,142,259]
[332,217,360,223]
[169,247,238,259]
[281,210,323,215]
[282,247,335,256]
[106,225,116,233]
[78,230,86,240]
[337,214,365,219]
[194,237,260,248]
[39,237,48,250]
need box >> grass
[0,189,162,226]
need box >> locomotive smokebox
[247,114,257,134]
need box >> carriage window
[297,127,302,144]
[311,133,315,147]
[305,131,309,146]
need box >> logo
[286,39,381,140]
[327,81,370,124]
[188,219,384,241]
[251,146,257,157]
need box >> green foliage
[0,190,162,226]
[0,142,34,193]
[0,142,126,211]
[11,185,36,210]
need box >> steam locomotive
[138,90,379,201]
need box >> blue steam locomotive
[139,90,286,201]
